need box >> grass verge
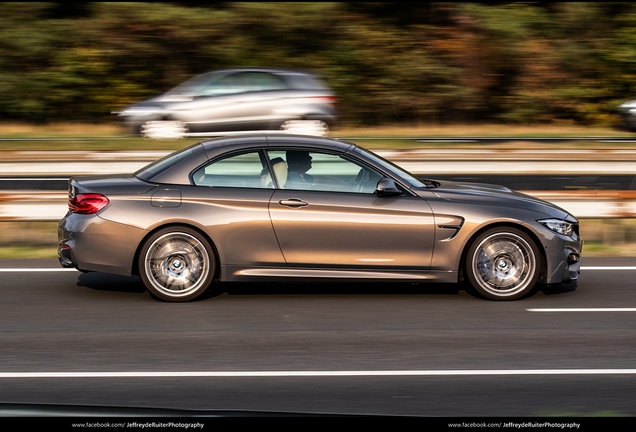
[1,121,630,138]
[1,122,636,151]
[0,247,58,259]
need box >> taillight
[69,193,109,214]
[306,97,338,104]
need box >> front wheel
[279,119,329,136]
[140,120,188,139]
[464,227,541,301]
[138,227,215,302]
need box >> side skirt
[221,265,458,283]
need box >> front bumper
[564,250,581,282]
[538,227,583,285]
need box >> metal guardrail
[2,135,636,143]
[4,149,636,176]
[2,146,636,221]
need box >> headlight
[120,107,161,116]
[538,218,573,236]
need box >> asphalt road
[3,174,636,192]
[1,257,636,418]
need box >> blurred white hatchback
[116,67,338,139]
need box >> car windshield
[164,72,222,96]
[352,146,427,188]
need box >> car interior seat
[261,157,287,188]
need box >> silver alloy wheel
[280,120,329,136]
[470,232,536,298]
[143,232,210,298]
[140,120,188,139]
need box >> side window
[282,73,328,90]
[266,150,383,193]
[245,72,289,91]
[199,72,289,96]
[199,73,249,96]
[192,151,273,189]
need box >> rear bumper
[58,212,148,276]
[58,243,78,269]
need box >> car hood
[120,94,193,113]
[415,180,571,219]
[122,99,167,110]
[148,94,196,103]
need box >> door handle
[279,199,309,207]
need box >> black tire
[138,226,215,302]
[139,119,188,139]
[279,119,329,136]
[464,227,541,301]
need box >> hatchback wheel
[465,227,541,300]
[138,227,215,301]
[280,120,329,136]
[140,120,188,139]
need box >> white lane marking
[415,139,479,143]
[528,308,636,312]
[2,369,636,378]
[581,266,636,270]
[0,268,77,272]
[0,266,634,273]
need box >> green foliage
[2,2,636,126]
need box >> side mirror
[374,178,403,197]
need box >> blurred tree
[42,2,93,19]
[1,2,636,127]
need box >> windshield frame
[348,146,427,189]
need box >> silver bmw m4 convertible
[58,134,582,301]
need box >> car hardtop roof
[202,67,319,76]
[200,134,356,154]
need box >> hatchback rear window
[283,73,329,90]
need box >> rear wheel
[138,227,215,302]
[280,119,329,136]
[140,120,188,139]
[465,227,541,300]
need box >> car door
[183,149,285,267]
[266,149,436,269]
[182,71,291,132]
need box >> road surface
[0,257,635,417]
